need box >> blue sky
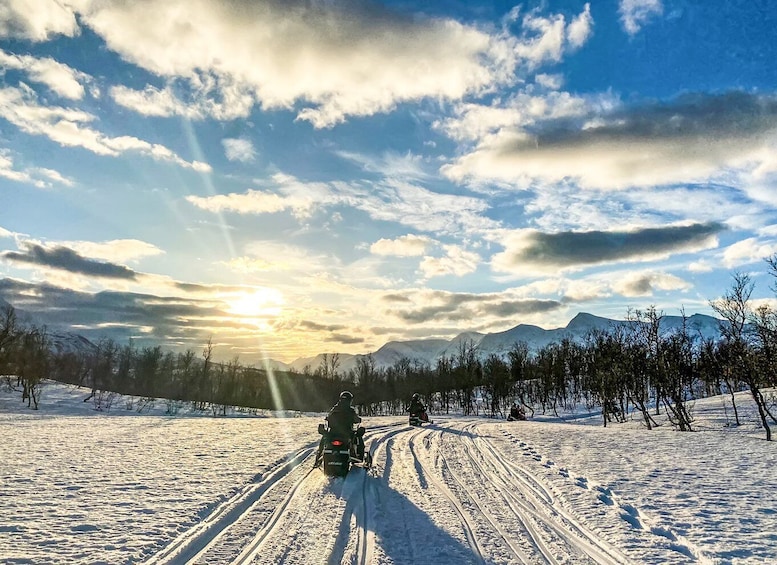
[1,0,776,363]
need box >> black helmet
[339,390,353,402]
[412,393,420,400]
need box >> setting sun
[224,288,284,320]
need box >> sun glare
[224,288,284,324]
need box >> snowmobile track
[144,446,315,565]
[408,427,487,563]
[143,419,649,564]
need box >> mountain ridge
[282,311,725,374]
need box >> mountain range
[278,312,725,374]
[1,296,725,374]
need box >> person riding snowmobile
[408,393,429,423]
[314,391,364,467]
[507,402,526,421]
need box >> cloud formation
[510,4,593,69]
[445,92,777,190]
[383,288,563,324]
[188,173,495,236]
[491,223,725,275]
[0,0,79,41]
[0,49,87,99]
[222,138,256,163]
[5,1,598,128]
[619,0,663,35]
[611,271,691,297]
[0,86,211,171]
[2,242,139,279]
[55,0,523,127]
[420,245,480,279]
[371,235,431,257]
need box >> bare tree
[711,273,771,441]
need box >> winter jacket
[326,401,361,436]
[409,399,426,415]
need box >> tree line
[1,260,776,440]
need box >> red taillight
[331,440,343,446]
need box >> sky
[1,0,777,364]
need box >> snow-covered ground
[1,381,775,564]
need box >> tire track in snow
[464,424,632,564]
[407,426,487,563]
[144,446,314,565]
[328,425,404,565]
[432,423,539,564]
[499,428,710,564]
[456,423,560,564]
[230,457,319,564]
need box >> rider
[408,393,428,422]
[508,402,526,421]
[314,390,364,467]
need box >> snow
[1,381,776,564]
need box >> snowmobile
[317,423,372,477]
[409,411,430,426]
[507,405,527,421]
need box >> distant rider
[408,393,429,422]
[314,391,364,467]
[507,402,526,421]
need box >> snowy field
[1,381,776,564]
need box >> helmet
[339,390,353,402]
[412,393,420,400]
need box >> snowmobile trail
[144,446,316,565]
[144,424,404,565]
[145,419,643,564]
[458,422,632,564]
[407,428,487,562]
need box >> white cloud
[222,138,256,163]
[0,149,72,188]
[32,166,74,187]
[563,278,610,301]
[337,151,430,181]
[509,4,593,69]
[371,235,432,257]
[187,173,326,219]
[688,260,714,273]
[62,239,165,263]
[420,245,480,278]
[0,0,80,41]
[188,189,312,218]
[0,49,88,99]
[512,11,566,68]
[722,238,777,268]
[566,3,593,49]
[188,173,495,236]
[346,179,496,236]
[436,89,603,143]
[443,94,777,191]
[110,81,254,121]
[0,86,211,171]
[0,150,38,186]
[69,0,518,127]
[619,0,663,35]
[612,271,691,297]
[534,73,564,90]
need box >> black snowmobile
[408,411,430,426]
[317,423,372,477]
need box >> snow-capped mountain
[1,297,97,357]
[287,312,726,374]
[2,293,726,374]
